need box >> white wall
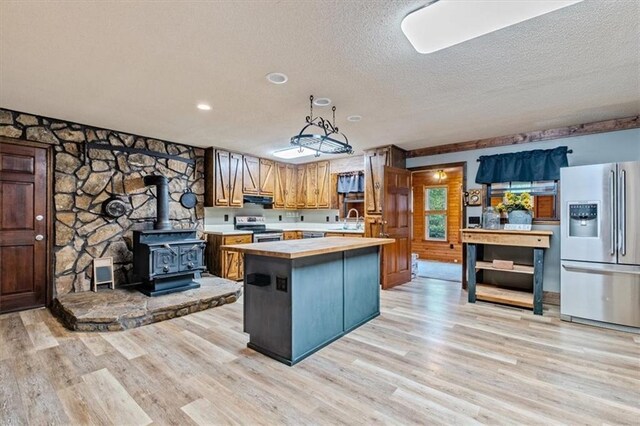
[407,128,640,292]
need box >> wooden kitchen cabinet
[207,234,252,281]
[242,155,260,194]
[204,149,243,207]
[364,146,405,214]
[285,164,297,209]
[259,159,275,195]
[325,232,363,237]
[316,160,330,208]
[305,162,318,207]
[274,162,287,209]
[300,160,330,209]
[296,165,307,208]
[364,215,383,238]
[283,231,299,240]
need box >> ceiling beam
[406,115,640,158]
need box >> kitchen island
[222,237,394,365]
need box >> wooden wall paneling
[316,161,330,208]
[229,153,243,207]
[296,165,307,208]
[305,162,318,208]
[407,115,640,158]
[411,166,464,263]
[285,164,297,209]
[259,159,274,196]
[273,163,286,209]
[214,150,230,207]
[242,155,260,194]
[204,148,215,207]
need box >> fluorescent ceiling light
[273,147,315,159]
[401,0,584,54]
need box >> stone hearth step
[51,277,242,331]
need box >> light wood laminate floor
[1,278,639,425]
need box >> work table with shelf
[461,228,553,315]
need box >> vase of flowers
[495,192,533,225]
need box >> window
[425,186,447,241]
[486,180,559,221]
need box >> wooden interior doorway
[410,163,467,286]
[0,138,52,313]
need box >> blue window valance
[337,172,364,193]
[475,146,569,184]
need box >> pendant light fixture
[290,95,354,157]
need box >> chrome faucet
[344,208,362,230]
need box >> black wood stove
[132,176,205,297]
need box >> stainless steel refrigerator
[560,161,640,329]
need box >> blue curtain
[337,173,364,193]
[475,146,569,184]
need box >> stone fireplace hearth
[51,276,241,331]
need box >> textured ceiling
[1,0,638,162]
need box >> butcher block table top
[461,228,553,248]
[222,237,394,259]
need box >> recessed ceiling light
[347,115,362,122]
[313,97,331,107]
[273,147,315,159]
[197,103,212,111]
[266,72,288,84]
[401,0,584,54]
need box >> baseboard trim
[543,291,560,306]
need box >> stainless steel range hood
[243,195,273,206]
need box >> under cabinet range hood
[243,195,273,205]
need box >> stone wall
[0,108,205,296]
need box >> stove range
[235,216,284,243]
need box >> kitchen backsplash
[204,206,341,225]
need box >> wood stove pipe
[143,175,172,230]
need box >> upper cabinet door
[259,159,275,196]
[285,164,297,209]
[242,155,260,194]
[229,153,243,207]
[305,162,318,208]
[274,162,287,209]
[296,165,307,208]
[316,161,330,208]
[214,149,230,207]
[365,149,385,214]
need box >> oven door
[151,247,180,276]
[253,233,283,243]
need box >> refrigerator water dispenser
[568,203,598,237]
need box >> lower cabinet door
[222,250,239,280]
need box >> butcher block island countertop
[221,237,394,259]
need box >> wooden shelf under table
[475,260,534,275]
[475,283,533,309]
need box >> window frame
[484,180,560,222]
[424,185,448,241]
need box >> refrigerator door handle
[609,170,616,255]
[619,169,626,256]
[562,264,640,276]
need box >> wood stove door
[151,248,179,275]
[180,244,203,272]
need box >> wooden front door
[0,142,49,313]
[381,166,411,289]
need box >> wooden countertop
[222,237,395,259]
[461,228,553,236]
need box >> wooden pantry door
[0,141,50,313]
[381,166,411,289]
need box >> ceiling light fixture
[347,115,362,122]
[273,147,315,160]
[197,103,212,111]
[313,97,331,107]
[433,170,447,183]
[290,95,354,157]
[401,0,584,54]
[266,72,288,84]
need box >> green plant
[495,191,533,213]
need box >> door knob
[35,215,44,221]
[35,234,44,241]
